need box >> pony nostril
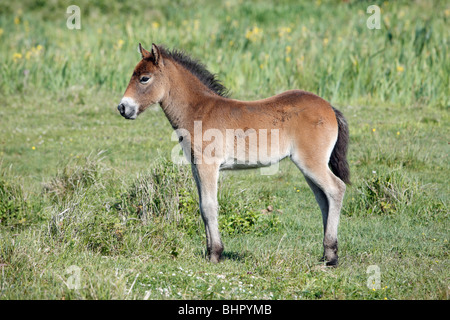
[118,103,125,115]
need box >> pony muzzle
[117,97,138,119]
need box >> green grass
[0,0,448,300]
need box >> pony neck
[159,59,222,130]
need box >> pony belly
[220,147,290,170]
[220,160,272,170]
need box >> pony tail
[329,107,351,185]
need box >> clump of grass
[43,151,108,203]
[117,159,280,236]
[218,186,281,236]
[344,170,422,216]
[219,208,281,236]
[0,172,28,225]
[116,159,200,230]
[45,152,126,255]
[0,235,16,266]
[0,164,43,226]
[46,157,279,257]
[49,205,131,255]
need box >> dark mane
[159,46,230,98]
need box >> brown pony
[118,43,350,266]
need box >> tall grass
[0,0,448,108]
[0,162,44,226]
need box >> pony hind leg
[306,172,345,266]
[291,154,346,266]
[304,176,329,234]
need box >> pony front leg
[191,163,223,263]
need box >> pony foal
[118,44,350,266]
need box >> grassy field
[0,0,448,300]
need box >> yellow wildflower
[278,26,292,37]
[152,21,160,29]
[32,146,36,150]
[13,52,22,62]
[323,38,329,46]
[23,45,44,60]
[31,45,43,55]
[396,65,405,73]
[285,46,292,54]
[372,128,376,132]
[245,26,263,42]
[0,28,3,37]
[114,39,125,50]
[14,16,20,25]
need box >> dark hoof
[325,257,339,267]
[320,255,339,267]
[209,254,221,263]
[323,241,338,267]
[206,246,223,263]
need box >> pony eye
[140,76,151,84]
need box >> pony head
[117,43,167,119]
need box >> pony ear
[151,43,163,66]
[138,43,151,60]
